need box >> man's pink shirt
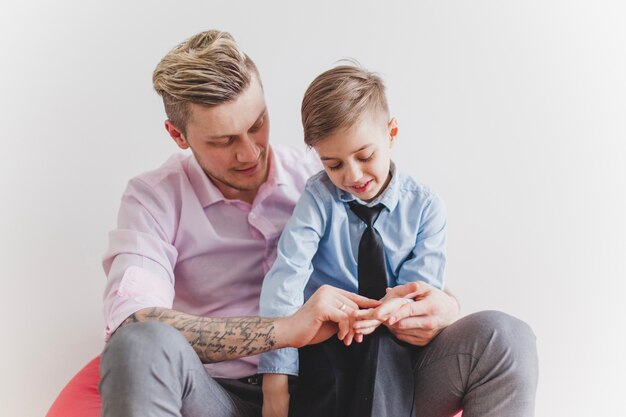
[102,146,320,378]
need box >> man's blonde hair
[153,30,259,134]
[301,63,389,147]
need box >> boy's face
[314,114,397,202]
[164,75,270,204]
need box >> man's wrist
[442,288,461,325]
[270,316,293,349]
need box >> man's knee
[462,311,538,381]
[464,310,536,350]
[102,321,189,368]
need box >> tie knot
[348,202,385,227]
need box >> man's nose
[236,135,261,163]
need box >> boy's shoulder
[304,170,337,198]
[394,169,439,201]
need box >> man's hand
[275,285,381,349]
[353,281,460,346]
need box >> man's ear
[388,117,399,145]
[165,120,189,150]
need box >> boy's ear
[165,120,190,150]
[388,117,399,143]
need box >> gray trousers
[99,311,538,417]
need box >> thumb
[388,281,429,299]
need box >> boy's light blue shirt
[258,163,447,375]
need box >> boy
[259,64,446,417]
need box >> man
[100,29,538,417]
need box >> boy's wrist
[262,373,289,394]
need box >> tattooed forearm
[122,307,277,363]
[120,312,140,326]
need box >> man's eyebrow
[206,108,267,140]
[319,144,373,161]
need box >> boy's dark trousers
[289,326,415,417]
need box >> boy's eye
[328,162,342,171]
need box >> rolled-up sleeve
[101,178,179,340]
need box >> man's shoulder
[129,153,191,188]
[271,145,322,195]
[124,153,193,202]
[272,145,322,179]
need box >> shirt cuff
[103,266,174,341]
[258,348,299,376]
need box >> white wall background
[1,1,624,416]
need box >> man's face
[166,75,270,203]
[313,114,397,202]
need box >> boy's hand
[352,296,413,335]
[262,374,290,417]
[352,282,423,335]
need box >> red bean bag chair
[47,356,462,416]
[46,356,101,417]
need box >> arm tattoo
[121,307,277,363]
[121,312,139,326]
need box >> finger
[367,297,413,322]
[387,281,430,300]
[340,291,382,309]
[386,325,431,345]
[389,315,436,331]
[354,325,379,336]
[337,322,346,340]
[387,300,431,325]
[352,308,377,319]
[325,306,352,333]
[343,330,355,346]
[354,333,364,343]
[392,332,426,346]
[353,319,382,330]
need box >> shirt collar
[187,146,283,209]
[337,161,400,212]
[268,146,290,187]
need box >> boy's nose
[345,163,363,183]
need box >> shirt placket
[247,210,278,274]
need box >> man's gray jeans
[99,311,538,417]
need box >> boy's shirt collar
[337,161,400,212]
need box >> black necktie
[348,202,388,299]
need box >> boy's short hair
[301,63,389,147]
[153,30,259,134]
